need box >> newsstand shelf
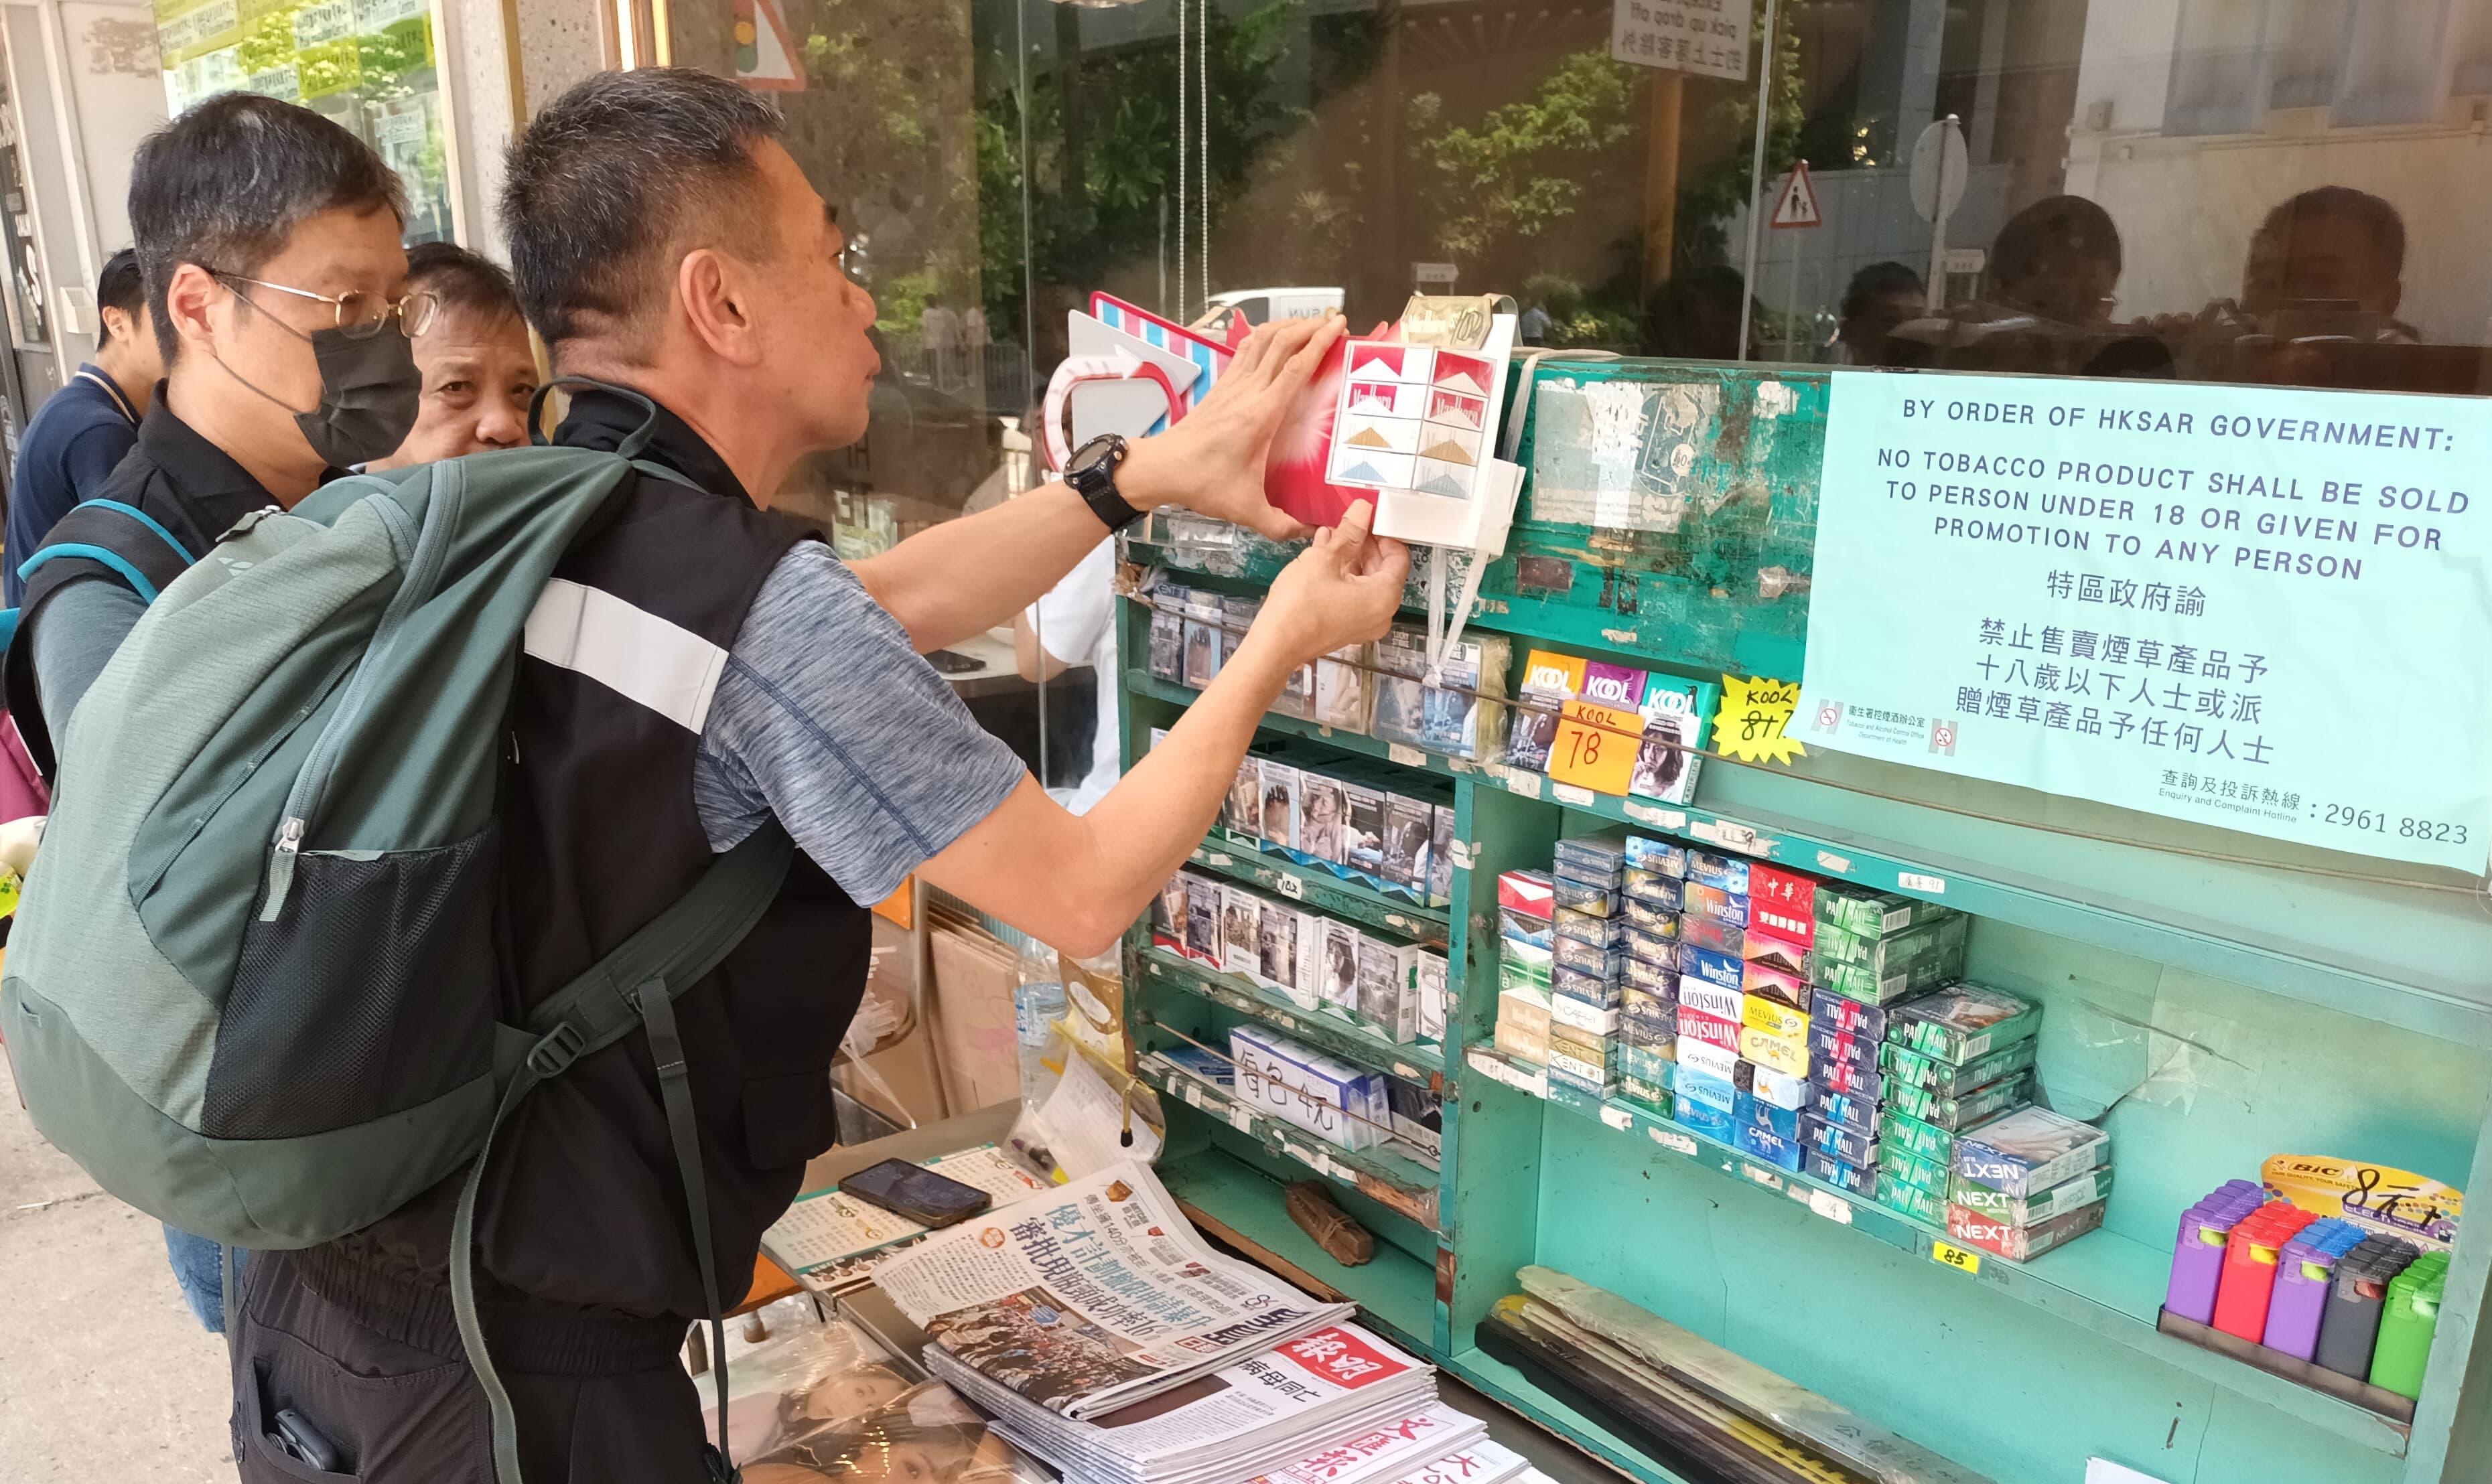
[1464,1045,2416,1458]
[1135,1053,1442,1231]
[1133,942,1446,1079]
[1184,834,1450,942]
[1126,670,1471,781]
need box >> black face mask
[214,319,423,469]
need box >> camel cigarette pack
[1953,1106,2109,1199]
[1886,1070,2032,1132]
[1946,1200,2105,1262]
[1949,1165,2114,1227]
[1800,1113,1878,1168]
[1738,1025,1808,1079]
[1884,983,2040,1065]
[1231,1026,1387,1150]
[1736,1122,1803,1173]
[1878,1035,2038,1099]
[1735,1091,1803,1142]
[1806,1151,1878,1199]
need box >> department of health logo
[1930,719,1958,756]
[1810,700,1845,735]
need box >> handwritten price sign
[1713,675,1805,766]
[1547,699,1642,796]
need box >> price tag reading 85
[1931,1238,1983,1276]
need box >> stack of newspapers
[872,1163,1535,1484]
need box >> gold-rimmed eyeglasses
[212,271,439,340]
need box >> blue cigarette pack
[1805,1149,1878,1199]
[1689,850,1751,894]
[1736,1122,1803,1173]
[1735,1090,1803,1141]
[1679,944,1744,994]
[1799,1112,1879,1167]
[1677,1099,1736,1144]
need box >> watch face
[1071,435,1122,478]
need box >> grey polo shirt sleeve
[30,577,148,725]
[692,542,1028,903]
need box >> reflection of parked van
[1206,287,1344,325]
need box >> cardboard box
[1231,1026,1388,1150]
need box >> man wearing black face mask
[1,91,418,1333]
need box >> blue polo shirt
[4,364,140,604]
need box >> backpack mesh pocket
[202,824,501,1140]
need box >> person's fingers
[1356,534,1411,587]
[1227,324,1276,380]
[1241,317,1322,389]
[1270,315,1346,396]
[1331,500,1377,558]
[1236,500,1309,544]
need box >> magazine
[874,1162,1355,1419]
[760,1145,1050,1279]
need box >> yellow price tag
[1547,699,1641,797]
[1713,675,1806,766]
[1931,1238,1983,1276]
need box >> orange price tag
[1547,700,1641,798]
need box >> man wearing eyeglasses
[3,91,421,1333]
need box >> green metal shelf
[1477,764,2492,1049]
[1155,1142,1439,1357]
[1441,1346,1691,1484]
[1125,670,1476,782]
[1135,1053,1442,1228]
[1185,833,1449,943]
[1134,942,1446,1080]
[1462,1047,2416,1459]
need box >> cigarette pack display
[1620,985,1675,1031]
[1878,1108,1966,1169]
[1738,1024,1808,1079]
[1887,1070,2034,1132]
[1678,945,1744,996]
[1878,1036,2040,1098]
[1182,618,1225,688]
[1184,875,1223,965]
[1619,1022,1676,1060]
[1547,1047,1616,1097]
[1258,762,1302,850]
[1319,919,1365,1016]
[1946,1200,2106,1262]
[1501,938,1553,993]
[1622,895,1677,936]
[1629,707,1704,808]
[1415,950,1449,1043]
[1500,909,1554,954]
[1687,850,1750,895]
[1553,966,1624,1011]
[1357,936,1420,1042]
[1616,1042,1674,1085]
[1625,874,1684,916]
[1386,1077,1444,1166]
[1430,806,1456,904]
[1620,1073,1672,1114]
[1296,775,1350,866]
[1554,907,1628,950]
[1499,869,1555,919]
[1812,1056,1884,1103]
[1740,996,1807,1043]
[1549,994,1619,1037]
[1622,952,1675,995]
[1275,659,1318,721]
[1813,1026,1888,1084]
[1878,1146,1951,1199]
[1734,1090,1803,1142]
[1553,830,1629,884]
[1549,1018,1610,1065]
[1220,885,1265,978]
[1683,882,1748,931]
[1677,976,1742,1023]
[1383,796,1434,890]
[1736,1122,1804,1173]
[1152,873,1188,954]
[1578,662,1649,711]
[1552,938,1626,982]
[1257,908,1300,996]
[1495,986,1551,1065]
[1739,931,1807,976]
[1953,1106,2109,1198]
[1810,911,1969,982]
[1814,1089,1881,1135]
[1677,1006,1740,1055]
[1679,913,1744,956]
[1806,1150,1878,1199]
[1519,648,1588,707]
[1624,834,1688,876]
[1950,1165,2114,1226]
[1290,909,1328,1011]
[1507,698,1562,774]
[1148,608,1184,682]
[1738,1061,1813,1110]
[1880,1179,1945,1226]
[1677,1039,1738,1085]
[1884,983,2042,1065]
[1800,1113,1879,1168]
[1678,1098,1737,1144]
[1742,960,1809,1013]
[1315,643,1371,731]
[1626,928,1679,967]
[1225,758,1264,839]
[1231,1025,1389,1150]
[1343,784,1389,877]
[1421,644,1510,761]
[1551,874,1617,915]
[1674,1064,1736,1113]
[1809,985,1892,1041]
[1815,885,1939,939]
[1743,864,1816,947]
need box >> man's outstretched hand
[1255,499,1410,665]
[1116,313,1346,542]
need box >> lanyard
[74,370,135,426]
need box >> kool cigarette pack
[1231,1025,1388,1150]
[1946,1200,2106,1262]
[1949,1165,2114,1226]
[1953,1106,2109,1199]
[1885,982,2040,1065]
[1886,1070,2033,1132]
[1878,1035,2038,1098]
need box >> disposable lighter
[2164,1181,2265,1324]
[2262,1218,2367,1361]
[2313,1236,2420,1380]
[2369,1250,2450,1400]
[2211,1202,2318,1343]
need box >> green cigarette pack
[1948,1164,2114,1226]
[1815,884,1948,940]
[1886,1069,2034,1130]
[1878,1035,2039,1098]
[1878,1144,1952,1197]
[1884,982,2040,1065]
[1809,913,1969,1004]
[1877,1177,1945,1226]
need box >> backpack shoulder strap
[449,819,796,1484]
[4,500,202,781]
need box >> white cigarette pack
[1232,1025,1389,1150]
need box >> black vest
[320,392,874,1324]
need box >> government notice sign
[1796,370,2492,873]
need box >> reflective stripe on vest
[521,578,726,735]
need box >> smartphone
[836,1158,993,1228]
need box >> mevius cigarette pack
[1231,1026,1388,1150]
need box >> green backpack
[0,417,788,1484]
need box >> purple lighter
[2166,1180,2266,1324]
[2262,1218,2367,1361]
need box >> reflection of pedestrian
[921,293,965,389]
[2242,187,2415,341]
[963,300,991,398]
[1519,301,1553,344]
[1836,261,1923,366]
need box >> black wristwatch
[1065,433,1146,532]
